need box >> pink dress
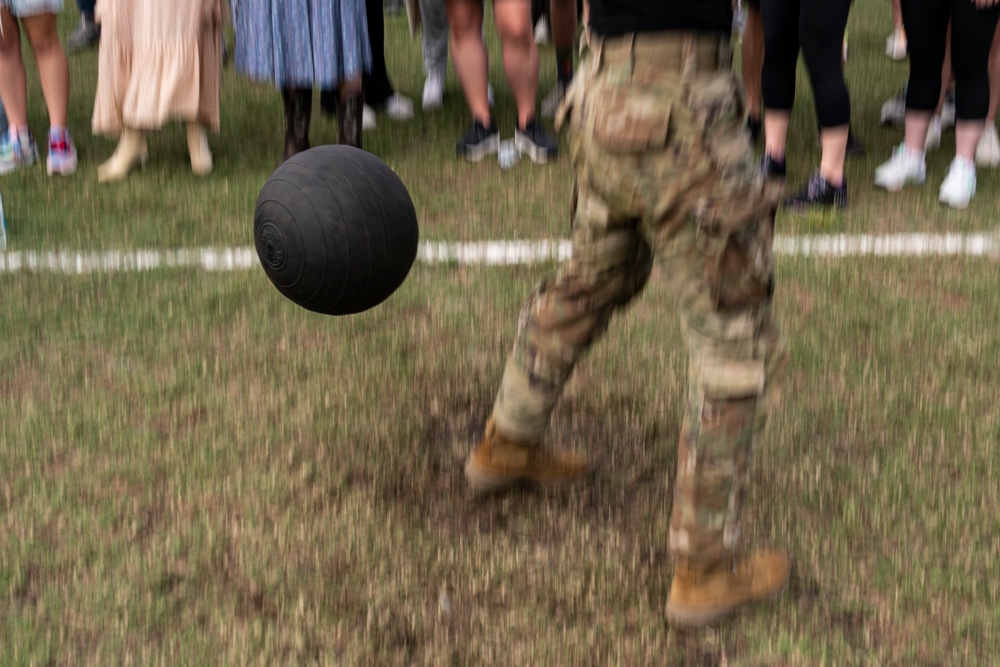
[92,0,224,135]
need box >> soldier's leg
[662,213,790,627]
[492,182,652,442]
[465,183,652,491]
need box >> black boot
[281,88,313,162]
[337,93,364,149]
[319,89,338,117]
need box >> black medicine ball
[253,145,419,316]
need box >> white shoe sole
[458,135,499,162]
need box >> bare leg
[0,9,29,129]
[818,126,849,185]
[21,13,69,128]
[447,0,491,125]
[903,111,933,152]
[742,4,764,123]
[494,0,539,128]
[549,0,576,53]
[763,110,789,161]
[955,121,984,162]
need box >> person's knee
[25,25,61,55]
[494,3,534,47]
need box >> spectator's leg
[363,0,395,107]
[540,0,577,117]
[0,9,29,130]
[419,0,449,109]
[800,0,852,186]
[21,13,70,129]
[949,0,1000,161]
[446,0,491,126]
[742,2,764,137]
[493,0,539,128]
[67,0,100,53]
[760,0,800,162]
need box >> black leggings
[902,0,1000,120]
[760,0,852,128]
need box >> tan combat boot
[665,549,792,628]
[464,418,590,492]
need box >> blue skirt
[230,0,371,90]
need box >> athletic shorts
[0,0,63,17]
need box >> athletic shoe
[885,27,907,60]
[880,87,906,126]
[0,128,38,175]
[46,127,77,176]
[362,104,376,131]
[382,93,414,121]
[455,120,499,161]
[925,116,942,152]
[785,171,847,210]
[422,69,445,111]
[758,153,786,180]
[540,81,568,119]
[67,15,101,53]
[938,157,976,209]
[515,119,559,163]
[975,124,1000,167]
[534,17,549,44]
[874,143,926,192]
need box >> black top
[588,0,733,35]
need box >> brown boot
[464,418,590,492]
[665,549,792,628]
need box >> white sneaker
[975,124,1000,167]
[383,93,414,121]
[939,157,976,209]
[885,27,907,60]
[534,17,549,44]
[925,116,942,151]
[362,104,377,131]
[874,143,926,192]
[422,70,445,110]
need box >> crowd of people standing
[1,0,999,213]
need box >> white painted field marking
[0,234,997,275]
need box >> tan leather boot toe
[665,549,791,628]
[464,418,590,492]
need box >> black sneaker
[746,115,762,143]
[456,120,499,161]
[784,170,847,210]
[515,119,559,163]
[758,153,786,180]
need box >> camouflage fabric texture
[490,32,787,565]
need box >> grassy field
[2,1,999,665]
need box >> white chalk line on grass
[0,234,998,275]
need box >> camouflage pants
[492,32,788,565]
